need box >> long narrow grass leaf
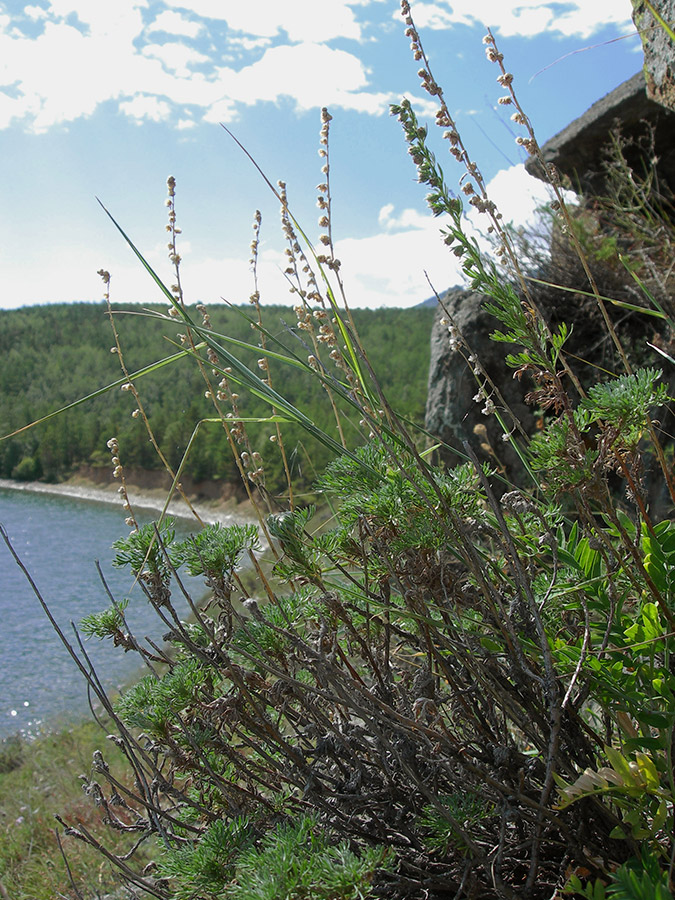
[1,348,194,442]
[525,275,667,318]
[220,125,374,404]
[647,342,675,366]
[98,200,180,309]
[619,254,675,332]
[644,0,675,42]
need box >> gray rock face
[525,73,675,195]
[632,0,675,111]
[427,30,675,514]
[425,289,535,479]
[425,288,675,517]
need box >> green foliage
[643,520,675,602]
[11,455,42,481]
[112,517,175,606]
[0,735,23,775]
[157,816,254,897]
[317,440,488,560]
[419,792,492,854]
[568,851,675,900]
[528,413,599,494]
[581,368,668,448]
[115,658,212,738]
[80,596,130,643]
[173,523,260,579]
[608,851,674,900]
[267,506,325,583]
[222,817,392,900]
[0,720,148,900]
[0,303,434,493]
[230,586,318,660]
[113,517,175,575]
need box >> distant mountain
[416,295,439,308]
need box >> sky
[0,0,641,311]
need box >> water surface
[0,485,210,738]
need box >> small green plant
[0,735,23,775]
[212,817,392,900]
[80,595,130,644]
[0,720,147,900]
[112,517,175,606]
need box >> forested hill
[0,302,435,494]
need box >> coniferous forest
[0,302,434,495]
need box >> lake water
[0,483,222,739]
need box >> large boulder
[525,73,675,195]
[632,0,675,111]
[425,286,675,517]
[427,27,675,514]
[425,289,535,479]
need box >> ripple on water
[0,485,211,739]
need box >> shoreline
[0,474,261,742]
[0,475,257,528]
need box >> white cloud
[24,6,48,21]
[146,10,203,39]
[378,203,395,225]
[176,166,556,311]
[163,0,363,42]
[142,41,210,77]
[335,222,462,307]
[0,164,561,312]
[402,0,634,38]
[179,252,288,306]
[474,163,554,229]
[226,35,273,52]
[0,3,166,131]
[409,3,456,30]
[400,92,443,120]
[200,97,238,123]
[378,204,430,231]
[119,94,171,123]
[0,22,110,130]
[205,43,392,116]
[0,1,388,131]
[43,0,146,37]
[328,164,556,309]
[0,91,25,129]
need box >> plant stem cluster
[8,5,675,899]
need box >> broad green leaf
[604,746,635,784]
[635,753,660,791]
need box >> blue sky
[0,0,640,310]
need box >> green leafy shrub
[11,454,42,481]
